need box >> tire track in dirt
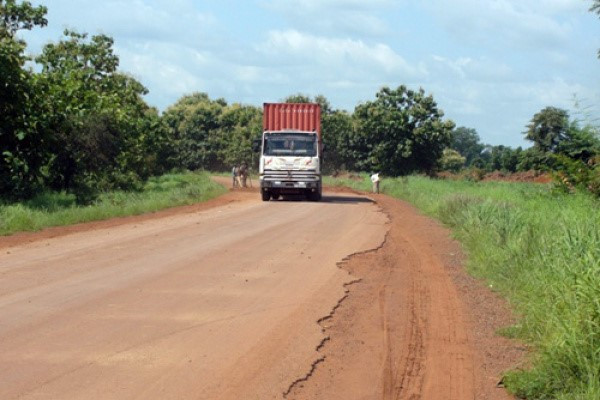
[287,194,524,400]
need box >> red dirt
[438,170,552,184]
[482,170,552,184]
[0,180,524,399]
[287,193,525,400]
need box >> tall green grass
[0,171,226,236]
[327,174,600,399]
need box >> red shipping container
[263,103,321,142]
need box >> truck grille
[263,170,319,180]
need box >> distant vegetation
[2,0,599,205]
[446,107,600,196]
[0,171,225,236]
[328,174,600,400]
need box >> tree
[215,103,262,169]
[35,30,163,201]
[0,0,48,198]
[283,93,312,104]
[353,85,455,176]
[556,123,600,162]
[482,145,522,172]
[0,0,47,38]
[449,127,485,166]
[163,93,262,172]
[163,93,225,171]
[525,107,569,153]
[322,110,353,173]
[440,148,466,172]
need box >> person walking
[370,172,380,194]
[239,163,248,188]
[232,165,239,188]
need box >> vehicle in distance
[257,103,322,201]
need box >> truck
[257,103,322,202]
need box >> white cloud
[431,55,513,82]
[39,0,218,49]
[258,30,425,79]
[22,0,599,147]
[262,0,394,37]
[425,0,580,51]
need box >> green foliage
[516,147,549,171]
[216,103,262,168]
[526,107,570,153]
[353,85,455,175]
[32,30,166,202]
[163,92,261,172]
[0,171,225,235]
[283,93,313,104]
[0,0,47,38]
[0,1,48,198]
[322,110,354,173]
[440,148,466,172]
[482,145,523,172]
[550,154,600,196]
[449,126,485,166]
[556,123,600,162]
[163,92,223,170]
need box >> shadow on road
[272,195,373,204]
[321,195,374,204]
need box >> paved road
[0,192,387,400]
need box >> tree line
[2,0,599,202]
[0,1,456,202]
[445,107,600,194]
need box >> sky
[20,0,600,147]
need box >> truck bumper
[260,175,321,193]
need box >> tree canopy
[1,3,168,202]
[525,107,570,153]
[449,127,485,166]
[0,0,47,38]
[352,85,455,175]
[163,93,262,172]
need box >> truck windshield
[264,133,317,157]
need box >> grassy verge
[0,171,226,236]
[326,174,600,400]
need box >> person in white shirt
[370,173,380,194]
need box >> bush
[551,154,600,197]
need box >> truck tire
[307,191,321,202]
[261,191,271,201]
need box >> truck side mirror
[252,138,261,152]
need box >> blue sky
[21,0,600,147]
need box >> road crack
[283,205,391,399]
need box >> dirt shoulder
[287,193,525,400]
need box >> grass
[326,174,600,400]
[0,171,226,236]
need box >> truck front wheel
[307,190,321,202]
[261,191,271,201]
